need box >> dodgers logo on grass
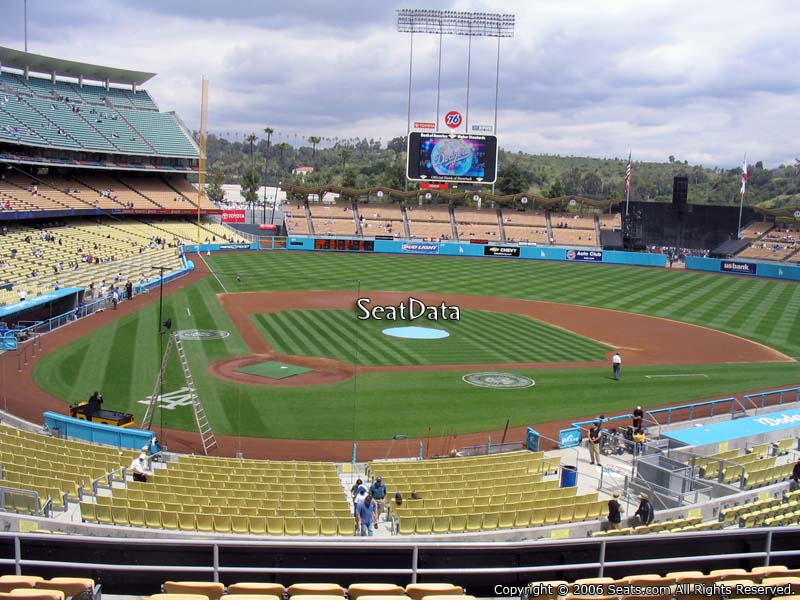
[176,329,230,341]
[463,372,534,389]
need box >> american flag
[624,153,632,194]
[740,159,749,195]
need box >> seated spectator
[129,453,152,483]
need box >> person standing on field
[612,352,622,380]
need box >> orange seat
[163,582,225,600]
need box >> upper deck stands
[0,71,194,158]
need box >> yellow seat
[231,515,249,535]
[147,594,210,600]
[177,512,196,532]
[286,583,345,597]
[36,579,94,600]
[195,514,214,534]
[163,582,225,600]
[144,509,162,529]
[227,584,285,597]
[762,578,800,595]
[482,512,500,531]
[432,515,450,534]
[95,504,113,525]
[213,514,232,534]
[347,584,405,600]
[0,577,42,593]
[319,517,338,536]
[249,516,268,535]
[710,569,749,581]
[405,585,463,600]
[415,516,433,535]
[285,517,304,536]
[448,515,467,533]
[8,590,65,600]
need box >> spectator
[790,460,800,492]
[394,491,403,508]
[634,492,654,525]
[355,493,379,537]
[370,476,387,520]
[633,427,646,455]
[588,420,603,466]
[607,492,623,530]
[632,405,644,430]
[350,478,363,504]
[130,452,151,483]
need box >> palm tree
[276,142,290,169]
[245,134,257,223]
[263,127,273,158]
[308,136,321,161]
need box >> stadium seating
[0,71,193,158]
[80,454,355,535]
[0,218,190,304]
[367,451,607,533]
[312,218,359,237]
[0,425,137,511]
[504,225,550,244]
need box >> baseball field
[32,251,800,447]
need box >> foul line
[198,251,228,293]
[644,374,709,379]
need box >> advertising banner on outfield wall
[218,243,251,250]
[566,249,603,262]
[484,245,520,257]
[720,261,758,275]
[221,210,246,223]
[401,242,440,254]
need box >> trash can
[560,464,577,488]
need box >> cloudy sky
[1,0,798,168]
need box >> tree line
[201,132,800,209]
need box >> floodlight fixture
[396,9,515,38]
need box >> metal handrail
[0,528,798,582]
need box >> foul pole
[197,77,209,245]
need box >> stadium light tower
[397,9,515,135]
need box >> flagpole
[737,153,746,239]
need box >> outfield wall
[686,256,800,282]
[285,237,668,267]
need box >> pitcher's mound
[235,361,312,380]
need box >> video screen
[406,132,498,184]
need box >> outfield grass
[252,309,610,366]
[33,252,800,440]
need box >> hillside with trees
[203,133,800,210]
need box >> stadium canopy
[0,45,156,87]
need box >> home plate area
[234,361,312,380]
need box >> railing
[743,387,800,411]
[90,466,126,496]
[0,485,41,516]
[0,529,798,595]
[646,397,743,431]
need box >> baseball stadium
[0,10,799,600]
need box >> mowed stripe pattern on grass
[210,252,800,358]
[252,309,610,366]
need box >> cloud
[1,0,798,167]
